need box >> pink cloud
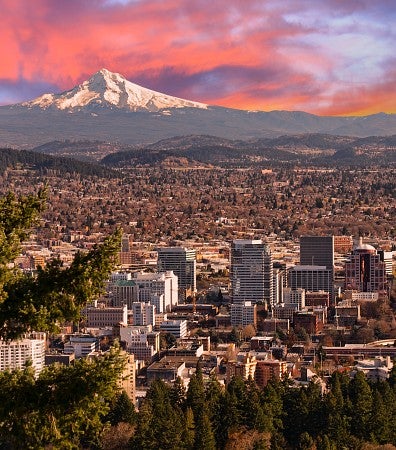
[0,0,395,115]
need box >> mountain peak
[21,69,208,112]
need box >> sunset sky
[1,0,395,115]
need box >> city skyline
[1,0,395,116]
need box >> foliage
[0,189,126,447]
[0,147,118,178]
[0,189,121,340]
[126,369,396,450]
[0,349,127,449]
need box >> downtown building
[157,247,196,301]
[345,238,387,294]
[230,239,273,307]
[0,332,46,376]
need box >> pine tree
[0,349,127,448]
[348,371,373,441]
[107,390,136,426]
[0,190,121,340]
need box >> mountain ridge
[1,69,395,148]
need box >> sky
[1,0,395,115]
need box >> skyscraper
[299,235,334,302]
[300,235,334,270]
[157,247,196,301]
[230,239,273,306]
[345,238,387,294]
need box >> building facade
[157,247,196,301]
[230,239,273,306]
[345,239,387,294]
[0,333,46,375]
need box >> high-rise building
[132,302,156,327]
[133,271,178,312]
[300,235,334,270]
[288,265,333,300]
[345,238,387,294]
[230,239,273,306]
[0,333,46,375]
[157,247,196,301]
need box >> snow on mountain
[22,68,208,112]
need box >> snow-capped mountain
[22,68,208,112]
[1,69,395,149]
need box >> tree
[0,190,126,446]
[0,348,127,448]
[107,390,136,426]
[0,190,121,340]
[348,371,373,441]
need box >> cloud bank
[1,0,395,115]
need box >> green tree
[107,390,136,426]
[0,349,126,448]
[0,190,125,446]
[0,190,121,340]
[194,410,216,450]
[348,371,373,441]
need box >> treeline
[131,367,396,450]
[0,148,118,178]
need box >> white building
[0,333,46,376]
[119,325,159,362]
[132,302,156,327]
[231,301,257,327]
[133,271,178,312]
[160,320,188,338]
[230,239,273,306]
[64,334,99,358]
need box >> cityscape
[1,0,396,449]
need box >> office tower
[157,247,196,301]
[288,265,333,299]
[230,239,273,306]
[300,235,334,270]
[133,271,178,312]
[345,238,387,294]
[298,236,334,302]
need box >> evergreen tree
[0,190,125,446]
[144,379,184,449]
[348,371,373,441]
[183,407,196,450]
[0,349,126,448]
[186,364,205,418]
[107,390,136,426]
[194,409,216,450]
[170,375,187,411]
[0,190,121,340]
[131,399,156,450]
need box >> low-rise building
[255,359,288,387]
[160,320,188,338]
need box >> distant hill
[100,134,396,167]
[0,148,118,177]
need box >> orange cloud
[0,0,395,115]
